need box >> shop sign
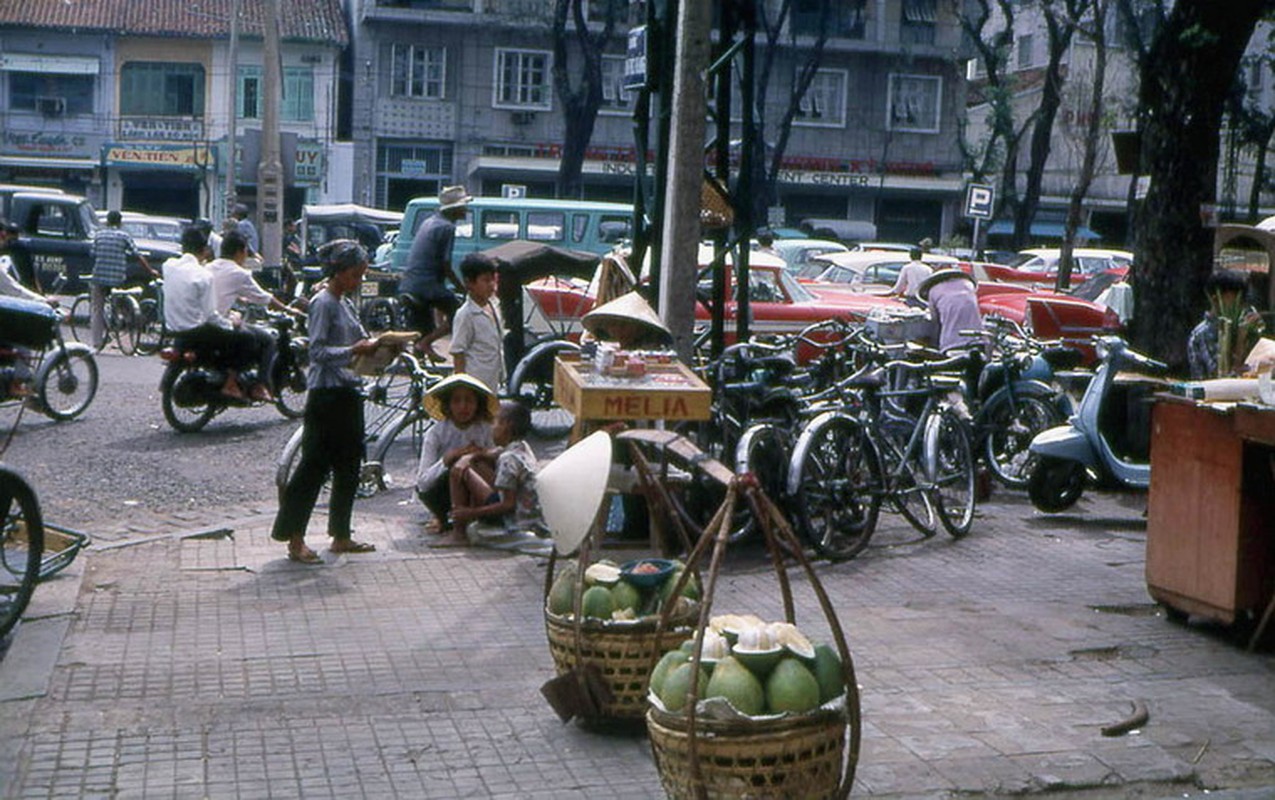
[775,170,872,187]
[234,130,323,185]
[118,117,205,142]
[102,142,216,171]
[1,130,103,158]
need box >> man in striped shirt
[89,210,152,349]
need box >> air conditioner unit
[510,110,536,126]
[35,96,66,117]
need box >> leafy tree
[1131,0,1275,367]
[551,0,624,199]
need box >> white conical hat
[536,431,613,555]
[423,373,500,420]
[581,291,672,345]
[918,268,976,301]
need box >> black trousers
[272,387,364,542]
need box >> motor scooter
[1026,336,1167,512]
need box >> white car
[767,238,850,275]
[799,250,958,292]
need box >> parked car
[98,211,186,245]
[804,251,959,289]
[767,238,849,276]
[977,282,1122,362]
[980,248,1132,286]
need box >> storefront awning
[987,219,1099,240]
[0,155,98,169]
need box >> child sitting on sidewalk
[438,400,546,548]
[415,373,498,534]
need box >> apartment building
[0,0,346,222]
[349,0,971,242]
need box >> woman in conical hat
[919,269,983,352]
[415,373,498,536]
[581,290,672,349]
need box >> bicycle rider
[89,210,157,350]
[400,185,471,364]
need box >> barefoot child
[441,400,545,547]
[415,373,498,534]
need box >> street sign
[624,26,647,91]
[964,183,995,220]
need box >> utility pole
[658,0,711,360]
[257,0,284,268]
[224,0,240,219]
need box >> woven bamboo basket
[639,476,861,800]
[646,706,847,800]
[544,609,695,721]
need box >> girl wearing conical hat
[415,373,498,538]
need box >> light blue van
[386,197,633,274]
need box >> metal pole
[258,0,284,268]
[224,0,239,218]
[658,0,711,361]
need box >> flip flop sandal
[331,540,376,554]
[287,547,322,564]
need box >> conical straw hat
[423,373,500,421]
[918,268,976,301]
[581,291,672,344]
[536,431,613,556]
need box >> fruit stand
[553,353,711,442]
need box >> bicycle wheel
[928,408,976,539]
[67,294,93,346]
[37,348,99,420]
[361,297,399,333]
[134,298,164,356]
[508,341,577,435]
[878,436,937,537]
[982,393,1062,488]
[110,295,141,356]
[367,408,434,495]
[731,423,791,544]
[792,414,882,561]
[0,466,44,639]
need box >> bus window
[571,213,589,243]
[527,211,564,241]
[482,210,519,239]
[454,221,474,238]
[598,215,631,244]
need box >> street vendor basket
[544,605,695,722]
[639,469,861,800]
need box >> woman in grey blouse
[271,241,379,563]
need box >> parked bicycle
[275,351,447,499]
[67,281,161,356]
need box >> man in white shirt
[163,226,259,401]
[889,247,934,303]
[208,230,299,400]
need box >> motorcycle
[1026,336,1167,512]
[0,297,98,421]
[159,311,309,432]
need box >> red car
[973,248,1132,287]
[976,282,1122,361]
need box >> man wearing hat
[402,185,472,363]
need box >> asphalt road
[0,347,430,543]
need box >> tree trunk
[1246,122,1275,223]
[557,101,597,199]
[1133,0,1271,369]
[1059,0,1108,291]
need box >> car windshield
[1008,254,1047,270]
[778,268,813,302]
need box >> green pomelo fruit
[547,567,577,616]
[648,649,689,698]
[581,585,615,620]
[679,638,695,655]
[610,580,642,615]
[766,658,821,714]
[658,569,701,606]
[660,661,709,712]
[811,644,843,704]
[703,656,766,716]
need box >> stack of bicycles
[681,317,1081,562]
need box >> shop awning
[0,155,98,169]
[987,219,1099,240]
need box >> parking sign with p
[964,183,994,220]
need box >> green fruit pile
[545,560,700,622]
[651,616,845,718]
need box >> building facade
[349,0,971,243]
[0,0,346,223]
